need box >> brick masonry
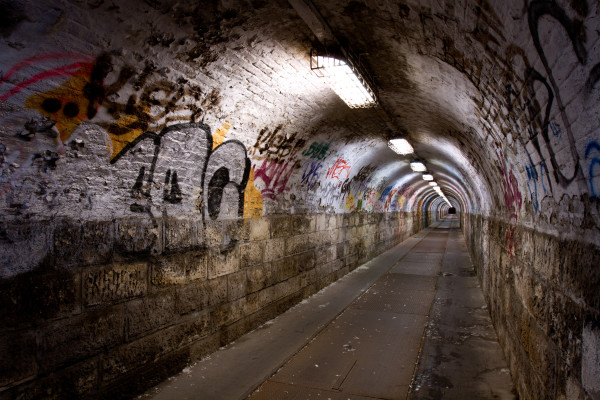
[0,212,421,398]
[464,214,600,399]
[0,0,599,399]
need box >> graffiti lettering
[301,160,322,190]
[248,126,305,162]
[327,158,352,181]
[203,140,250,220]
[2,52,213,162]
[119,122,250,224]
[301,141,330,160]
[254,159,296,200]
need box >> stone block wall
[0,211,421,399]
[463,213,600,399]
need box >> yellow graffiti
[106,109,151,160]
[243,166,263,219]
[212,121,231,149]
[398,195,406,210]
[24,67,92,142]
[345,194,355,211]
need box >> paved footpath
[142,217,514,399]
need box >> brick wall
[0,211,421,399]
[463,213,600,399]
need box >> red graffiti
[326,157,352,181]
[0,53,94,102]
[384,188,398,210]
[254,159,296,200]
[497,151,522,255]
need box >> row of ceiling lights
[388,139,452,206]
[309,43,451,208]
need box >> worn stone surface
[84,262,148,307]
[464,214,600,400]
[0,0,598,398]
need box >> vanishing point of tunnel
[0,0,599,399]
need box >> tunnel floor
[141,217,514,400]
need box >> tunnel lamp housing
[311,49,377,108]
[410,161,426,172]
[422,174,433,181]
[388,138,414,155]
[429,182,438,186]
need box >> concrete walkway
[142,217,514,399]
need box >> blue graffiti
[526,162,539,212]
[301,160,322,190]
[378,186,393,202]
[539,161,549,195]
[524,160,551,212]
[585,141,600,199]
[549,121,563,139]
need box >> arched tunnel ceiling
[0,0,599,242]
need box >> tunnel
[0,0,599,398]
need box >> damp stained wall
[0,0,599,399]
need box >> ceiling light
[311,51,377,108]
[410,161,426,172]
[388,138,414,155]
[422,174,433,181]
[429,182,438,186]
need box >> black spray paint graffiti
[248,125,306,162]
[123,122,250,224]
[526,0,592,187]
[340,164,377,197]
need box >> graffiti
[243,166,263,219]
[525,158,552,213]
[363,188,377,211]
[0,53,95,102]
[253,159,296,200]
[549,121,562,139]
[525,1,600,189]
[302,141,330,160]
[525,162,539,212]
[340,164,376,195]
[327,157,352,181]
[383,187,398,211]
[345,194,355,212]
[497,151,522,255]
[116,122,251,224]
[248,125,305,162]
[24,64,98,142]
[318,181,345,209]
[2,53,214,162]
[301,160,322,190]
[585,141,600,199]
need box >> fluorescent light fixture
[410,161,426,172]
[422,174,433,181]
[429,182,438,186]
[311,53,377,108]
[388,138,414,155]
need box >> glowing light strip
[388,138,414,155]
[313,56,377,108]
[410,161,426,172]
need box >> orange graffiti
[243,166,263,219]
[24,65,93,142]
[212,121,231,149]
